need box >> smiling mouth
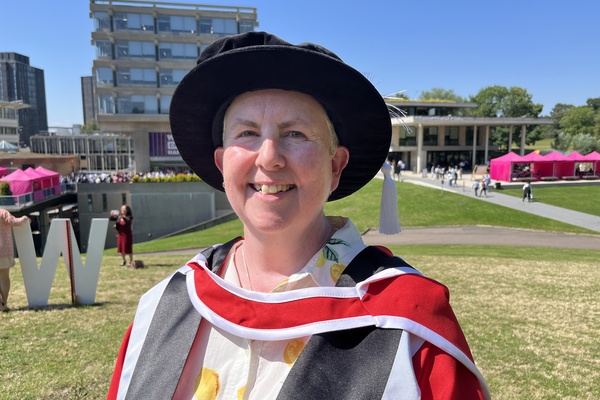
[252,184,296,195]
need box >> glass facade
[96,40,112,58]
[116,41,155,59]
[158,42,197,60]
[159,69,187,86]
[96,67,113,85]
[157,15,196,34]
[98,94,115,113]
[423,127,439,146]
[116,68,157,86]
[445,126,459,145]
[117,95,158,114]
[114,12,155,32]
[94,12,111,31]
[200,17,237,35]
[160,96,172,114]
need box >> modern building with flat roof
[88,0,258,172]
[0,53,48,146]
[385,99,553,173]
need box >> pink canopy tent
[35,165,62,195]
[23,168,49,201]
[0,169,34,195]
[539,151,573,178]
[489,152,526,181]
[24,167,52,189]
[566,151,585,162]
[0,166,8,178]
[579,151,600,175]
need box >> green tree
[552,132,572,152]
[559,106,595,136]
[469,86,544,149]
[418,88,465,102]
[586,97,600,112]
[549,103,574,131]
[571,133,597,153]
[81,120,100,133]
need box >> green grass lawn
[500,185,600,217]
[2,248,599,400]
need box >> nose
[255,138,285,170]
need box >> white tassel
[379,161,401,235]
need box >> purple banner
[149,132,180,157]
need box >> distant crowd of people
[60,168,195,184]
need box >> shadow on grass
[8,301,112,312]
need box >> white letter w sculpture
[13,218,109,307]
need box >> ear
[330,146,349,192]
[214,147,224,174]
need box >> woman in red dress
[112,204,133,266]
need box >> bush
[0,181,12,196]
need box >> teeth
[253,184,294,194]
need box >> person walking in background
[393,159,401,181]
[110,205,134,266]
[0,208,29,312]
[479,180,488,197]
[472,179,480,197]
[523,182,532,202]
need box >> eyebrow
[227,117,311,131]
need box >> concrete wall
[77,181,232,252]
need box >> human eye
[286,130,307,139]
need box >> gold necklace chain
[241,243,253,291]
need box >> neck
[238,218,334,292]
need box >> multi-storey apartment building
[0,53,48,146]
[0,100,30,146]
[88,0,258,172]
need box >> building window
[465,126,474,146]
[87,194,93,212]
[116,41,155,59]
[423,127,438,146]
[239,19,255,33]
[96,67,113,85]
[102,193,108,212]
[445,126,459,145]
[114,12,154,32]
[94,12,111,32]
[398,127,416,146]
[95,40,113,59]
[117,95,158,114]
[160,96,172,114]
[157,15,197,35]
[159,69,187,86]
[122,193,127,205]
[98,95,115,114]
[116,68,156,86]
[158,42,197,60]
[200,18,237,36]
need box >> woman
[111,205,133,266]
[0,208,29,311]
[108,32,489,399]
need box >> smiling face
[214,89,349,237]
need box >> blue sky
[1,0,599,127]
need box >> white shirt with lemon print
[192,217,366,400]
